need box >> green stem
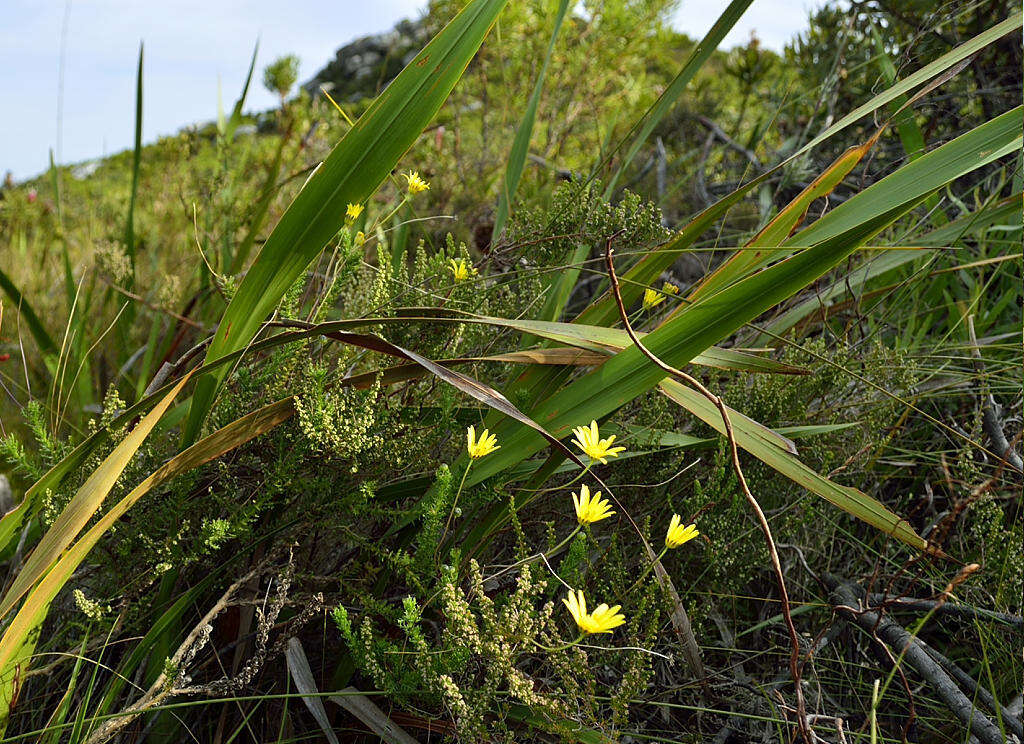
[546,525,582,558]
[438,460,473,558]
[518,462,592,495]
[622,545,669,598]
[533,633,585,653]
[373,194,411,234]
[489,525,582,580]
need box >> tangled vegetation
[0,0,1020,742]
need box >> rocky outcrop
[0,474,12,515]
[302,18,427,103]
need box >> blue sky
[1,0,823,181]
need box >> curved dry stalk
[604,240,812,744]
[84,553,321,744]
[82,567,257,744]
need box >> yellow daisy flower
[466,425,500,459]
[643,281,678,311]
[345,202,364,221]
[665,514,699,549]
[642,287,666,310]
[562,590,626,635]
[403,170,430,195]
[448,258,477,282]
[572,484,614,525]
[571,420,626,464]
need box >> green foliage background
[0,0,1020,742]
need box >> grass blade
[754,249,932,342]
[871,24,926,164]
[329,689,419,744]
[184,0,509,444]
[0,268,58,360]
[0,398,293,721]
[124,43,143,281]
[230,133,288,274]
[0,374,191,622]
[225,41,259,141]
[658,379,923,548]
[603,0,755,195]
[286,638,341,744]
[793,107,1020,247]
[491,0,571,240]
[803,12,1021,155]
[686,139,877,305]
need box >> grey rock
[71,159,101,180]
[0,474,12,515]
[302,17,427,102]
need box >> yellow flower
[571,420,625,465]
[642,287,665,310]
[572,484,614,525]
[466,425,500,459]
[354,230,366,247]
[665,514,699,549]
[562,590,626,635]
[403,170,430,195]
[448,258,477,282]
[345,202,364,221]
[642,282,678,310]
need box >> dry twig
[827,575,1007,744]
[85,551,321,744]
[967,315,1023,473]
[604,240,812,744]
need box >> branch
[527,152,575,181]
[922,643,1024,740]
[967,316,1023,473]
[867,593,1023,628]
[828,577,1006,744]
[696,115,762,168]
[693,131,715,207]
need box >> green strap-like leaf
[804,13,1021,155]
[602,0,755,195]
[456,110,1020,552]
[658,380,922,548]
[581,15,1021,325]
[685,141,875,306]
[183,0,509,444]
[793,107,1020,248]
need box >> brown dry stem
[603,240,812,744]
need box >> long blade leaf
[184,0,508,443]
[491,0,570,239]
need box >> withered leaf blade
[325,331,589,470]
[341,347,607,389]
